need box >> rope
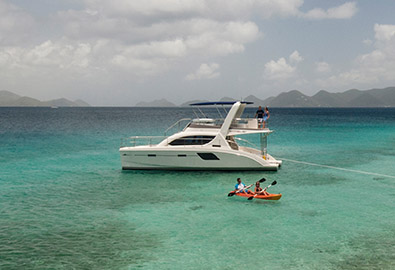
[277,157,395,179]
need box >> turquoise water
[0,107,394,269]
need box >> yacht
[120,101,282,170]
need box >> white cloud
[264,58,295,80]
[264,51,303,80]
[320,24,395,88]
[289,50,303,64]
[84,0,206,18]
[186,63,220,80]
[0,0,354,80]
[315,61,331,73]
[374,23,395,42]
[0,0,365,104]
[83,0,304,20]
[0,0,35,45]
[0,40,93,75]
[302,2,357,20]
[184,20,259,56]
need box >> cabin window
[226,136,239,150]
[197,153,220,160]
[169,136,215,146]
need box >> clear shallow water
[0,107,394,269]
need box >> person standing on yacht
[255,106,265,129]
[263,106,270,128]
[234,178,253,194]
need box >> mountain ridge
[0,90,90,107]
[1,87,394,107]
[178,87,395,108]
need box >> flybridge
[189,101,254,106]
[189,100,254,122]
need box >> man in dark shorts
[255,106,264,128]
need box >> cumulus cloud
[82,0,304,21]
[264,51,303,80]
[321,24,395,87]
[315,62,331,73]
[186,63,220,80]
[264,58,295,80]
[0,0,364,104]
[374,23,395,42]
[0,40,93,74]
[289,50,303,64]
[0,0,35,45]
[0,0,357,78]
[302,2,357,20]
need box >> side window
[169,136,214,146]
[197,153,220,160]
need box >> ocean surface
[0,107,394,270]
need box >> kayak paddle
[247,180,277,200]
[228,178,266,197]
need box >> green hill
[266,90,320,107]
[0,90,90,107]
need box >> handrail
[164,118,192,136]
[122,136,167,147]
[234,137,259,149]
[128,136,166,139]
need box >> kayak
[229,191,282,200]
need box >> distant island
[0,90,90,107]
[2,87,394,107]
[135,98,176,107]
[137,86,395,107]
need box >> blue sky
[1,0,395,105]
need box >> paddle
[247,180,277,200]
[228,178,266,197]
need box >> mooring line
[277,157,395,179]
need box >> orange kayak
[229,191,282,200]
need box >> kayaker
[254,181,269,196]
[234,178,253,194]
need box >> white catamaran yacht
[120,101,282,170]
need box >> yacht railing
[121,136,167,147]
[234,137,260,149]
[164,118,192,136]
[188,118,265,130]
[231,118,262,129]
[188,118,223,128]
[234,137,266,156]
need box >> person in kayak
[234,178,253,194]
[254,181,269,196]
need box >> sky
[1,0,395,106]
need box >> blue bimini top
[190,101,253,106]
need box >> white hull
[120,101,282,171]
[120,147,280,171]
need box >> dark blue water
[1,107,394,269]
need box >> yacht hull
[120,147,279,171]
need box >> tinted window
[169,136,214,146]
[197,153,220,160]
